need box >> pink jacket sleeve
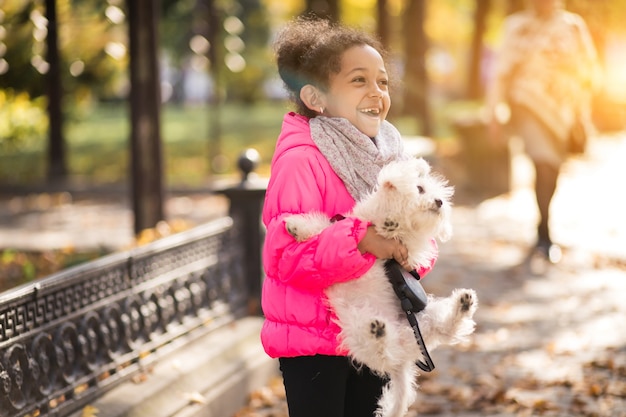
[264,214,376,292]
[262,148,376,293]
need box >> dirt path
[407,134,626,416]
[413,219,626,416]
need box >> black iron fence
[0,163,267,417]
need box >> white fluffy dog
[284,158,478,417]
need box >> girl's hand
[358,226,411,270]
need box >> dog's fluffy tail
[375,363,418,417]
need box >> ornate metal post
[217,149,267,315]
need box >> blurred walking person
[488,0,599,264]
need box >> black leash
[402,303,436,372]
[384,259,436,372]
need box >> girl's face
[321,44,391,138]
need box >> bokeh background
[1,0,624,186]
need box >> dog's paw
[284,215,318,242]
[381,219,399,233]
[455,289,478,317]
[285,212,333,242]
[285,217,303,240]
[459,291,473,312]
[370,319,386,338]
[420,289,478,348]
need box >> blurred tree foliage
[1,0,625,142]
[160,0,274,104]
[0,0,127,102]
[219,0,274,103]
[0,90,48,150]
[0,0,127,150]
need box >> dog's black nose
[435,199,442,208]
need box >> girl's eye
[352,77,366,83]
[417,185,425,194]
[379,79,389,86]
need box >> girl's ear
[300,84,326,114]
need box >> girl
[260,17,438,417]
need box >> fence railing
[0,151,268,417]
[0,215,257,417]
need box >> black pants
[279,355,388,417]
[534,160,560,245]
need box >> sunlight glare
[604,37,626,102]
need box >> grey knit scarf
[309,116,407,201]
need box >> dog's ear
[382,180,397,191]
[413,158,431,176]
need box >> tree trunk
[45,0,67,182]
[467,0,491,100]
[376,0,390,49]
[127,0,165,235]
[206,0,222,175]
[403,0,432,136]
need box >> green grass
[0,100,290,187]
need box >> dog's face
[367,158,454,242]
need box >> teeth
[361,108,380,115]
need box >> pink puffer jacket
[260,112,436,358]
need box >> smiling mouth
[360,108,381,116]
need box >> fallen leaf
[81,405,99,417]
[131,373,148,384]
[182,391,206,404]
[588,383,604,397]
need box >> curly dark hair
[274,17,388,118]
